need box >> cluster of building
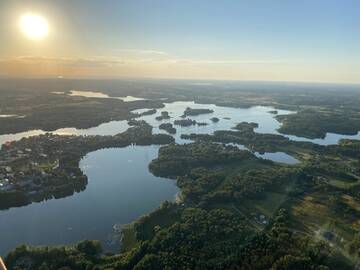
[0,137,60,195]
[252,212,268,226]
[0,141,31,192]
[0,130,141,201]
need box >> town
[0,134,88,209]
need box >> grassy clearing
[329,177,360,189]
[235,189,290,228]
[343,194,360,211]
[290,191,360,264]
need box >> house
[257,214,268,225]
[0,180,14,191]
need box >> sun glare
[19,13,49,40]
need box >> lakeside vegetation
[276,108,360,139]
[6,208,351,270]
[137,109,157,117]
[155,111,170,121]
[181,121,322,159]
[181,107,214,117]
[173,118,196,127]
[158,123,176,134]
[210,117,220,123]
[0,121,173,209]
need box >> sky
[0,0,359,83]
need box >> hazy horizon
[0,0,359,84]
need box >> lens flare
[19,13,49,40]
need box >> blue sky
[0,0,359,82]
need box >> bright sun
[19,13,49,40]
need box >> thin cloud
[114,49,170,56]
[170,59,288,65]
[0,56,126,68]
[0,55,288,67]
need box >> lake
[69,90,146,102]
[1,97,359,255]
[0,146,178,255]
[0,120,129,146]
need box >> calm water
[0,115,21,118]
[1,99,359,255]
[0,146,178,255]
[133,101,294,143]
[69,90,146,102]
[286,132,360,145]
[1,99,358,147]
[133,101,360,145]
[0,120,129,146]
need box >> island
[155,111,171,121]
[210,117,220,123]
[173,118,196,127]
[138,108,157,116]
[173,119,209,127]
[159,123,176,134]
[233,121,259,130]
[181,107,214,117]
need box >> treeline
[0,191,30,210]
[5,240,104,270]
[149,142,257,178]
[232,209,350,270]
[276,108,360,139]
[159,123,176,134]
[181,107,213,117]
[181,122,323,156]
[177,167,297,205]
[6,209,351,270]
[149,142,299,205]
